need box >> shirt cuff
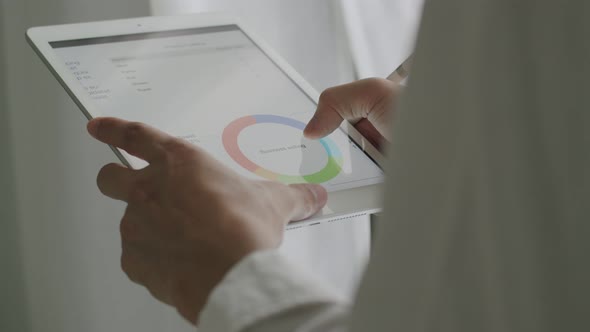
[198,250,347,332]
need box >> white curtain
[340,0,423,77]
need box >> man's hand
[304,78,399,150]
[87,117,327,325]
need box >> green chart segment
[222,114,343,184]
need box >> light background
[0,1,422,331]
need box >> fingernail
[303,119,318,138]
[87,120,100,137]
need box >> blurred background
[0,0,422,331]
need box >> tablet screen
[50,25,383,192]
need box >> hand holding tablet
[305,77,397,150]
[86,116,328,323]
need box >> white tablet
[27,13,384,228]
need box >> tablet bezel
[26,13,384,228]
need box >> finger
[304,78,395,139]
[97,163,139,201]
[87,118,169,162]
[303,95,346,140]
[120,241,175,305]
[120,243,149,286]
[282,183,328,222]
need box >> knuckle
[123,122,146,146]
[128,184,149,204]
[209,194,230,214]
[365,77,393,88]
[160,139,190,161]
[160,140,201,172]
[119,215,137,242]
[302,186,316,209]
[160,138,185,152]
[318,87,337,105]
[365,77,396,97]
[362,78,396,119]
[96,164,109,182]
[120,252,139,283]
[295,185,315,215]
[98,162,113,175]
[96,163,117,192]
[94,118,116,139]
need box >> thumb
[285,183,328,222]
[304,78,395,139]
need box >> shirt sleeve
[198,250,351,332]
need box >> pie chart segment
[221,115,258,172]
[253,114,305,130]
[222,114,343,184]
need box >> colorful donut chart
[222,114,343,184]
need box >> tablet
[27,13,384,227]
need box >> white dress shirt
[200,0,590,331]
